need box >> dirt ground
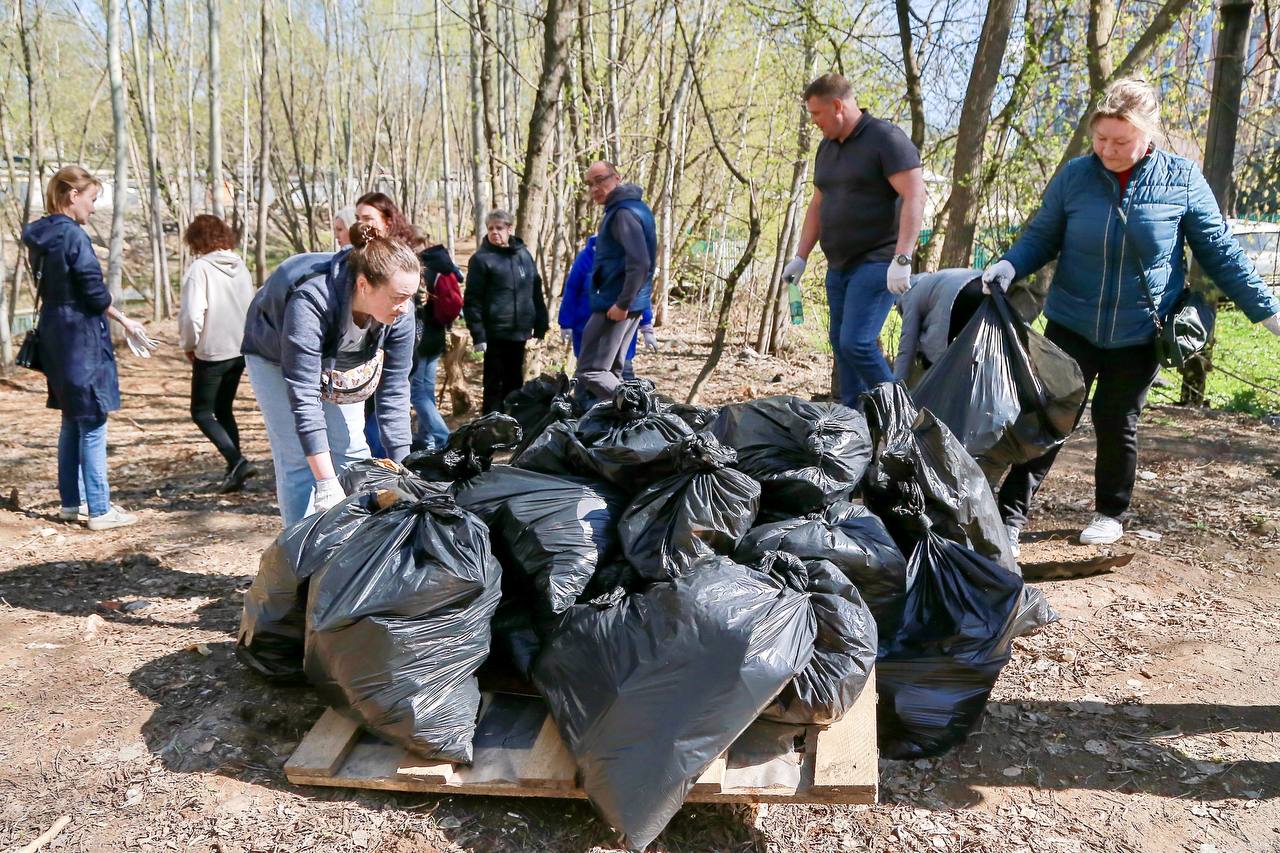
[0,313,1278,853]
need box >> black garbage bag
[404,412,522,481]
[911,283,1085,478]
[876,531,1052,759]
[666,401,721,431]
[339,457,444,498]
[533,555,816,851]
[505,372,584,455]
[619,433,761,580]
[453,466,626,620]
[235,496,375,682]
[734,500,909,633]
[574,379,694,490]
[862,382,1020,575]
[755,552,878,726]
[511,419,594,479]
[303,491,502,764]
[709,396,871,514]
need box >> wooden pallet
[285,671,877,804]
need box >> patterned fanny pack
[320,348,384,405]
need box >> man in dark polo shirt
[781,73,925,409]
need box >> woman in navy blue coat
[22,166,150,531]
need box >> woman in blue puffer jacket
[982,78,1280,549]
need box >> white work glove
[981,259,1015,294]
[781,256,806,283]
[887,262,912,295]
[313,477,345,514]
[1261,313,1280,336]
[640,324,658,352]
[559,328,573,345]
[124,322,159,358]
[473,342,487,354]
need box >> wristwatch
[893,253,913,267]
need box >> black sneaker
[218,458,258,494]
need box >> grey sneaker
[1079,514,1123,545]
[87,505,138,531]
[59,503,89,522]
[1005,525,1021,559]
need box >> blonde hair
[45,165,102,215]
[1090,78,1163,142]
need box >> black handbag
[15,256,44,372]
[1113,205,1215,370]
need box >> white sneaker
[1005,525,1021,559]
[59,503,89,522]
[1079,514,1123,545]
[87,505,138,531]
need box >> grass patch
[1147,308,1280,416]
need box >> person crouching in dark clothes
[463,209,548,414]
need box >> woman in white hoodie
[179,215,258,492]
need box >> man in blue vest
[575,160,657,403]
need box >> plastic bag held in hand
[125,326,160,358]
[981,259,1015,294]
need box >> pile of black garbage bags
[237,376,1057,851]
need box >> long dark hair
[354,191,417,245]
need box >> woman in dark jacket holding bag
[982,78,1280,549]
[241,223,418,527]
[23,165,151,531]
[411,239,463,450]
[463,209,548,413]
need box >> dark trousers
[190,356,246,468]
[481,339,527,415]
[997,321,1160,528]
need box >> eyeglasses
[584,173,618,189]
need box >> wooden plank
[395,755,456,785]
[690,755,726,793]
[807,669,878,801]
[286,673,879,805]
[284,709,361,780]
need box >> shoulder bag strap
[1111,204,1165,333]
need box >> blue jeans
[245,354,370,527]
[825,261,896,408]
[58,415,110,517]
[410,356,450,450]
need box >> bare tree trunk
[514,0,574,258]
[1051,0,1196,174]
[434,0,456,254]
[208,0,225,218]
[758,44,815,356]
[469,0,488,240]
[605,0,622,161]
[476,0,501,208]
[937,0,1018,269]
[144,0,171,319]
[653,0,707,327]
[107,0,128,311]
[255,1,272,286]
[682,20,762,405]
[894,0,927,150]
[13,0,40,309]
[0,228,11,367]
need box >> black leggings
[481,339,528,415]
[997,321,1161,528]
[191,356,245,468]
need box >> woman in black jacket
[463,209,548,413]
